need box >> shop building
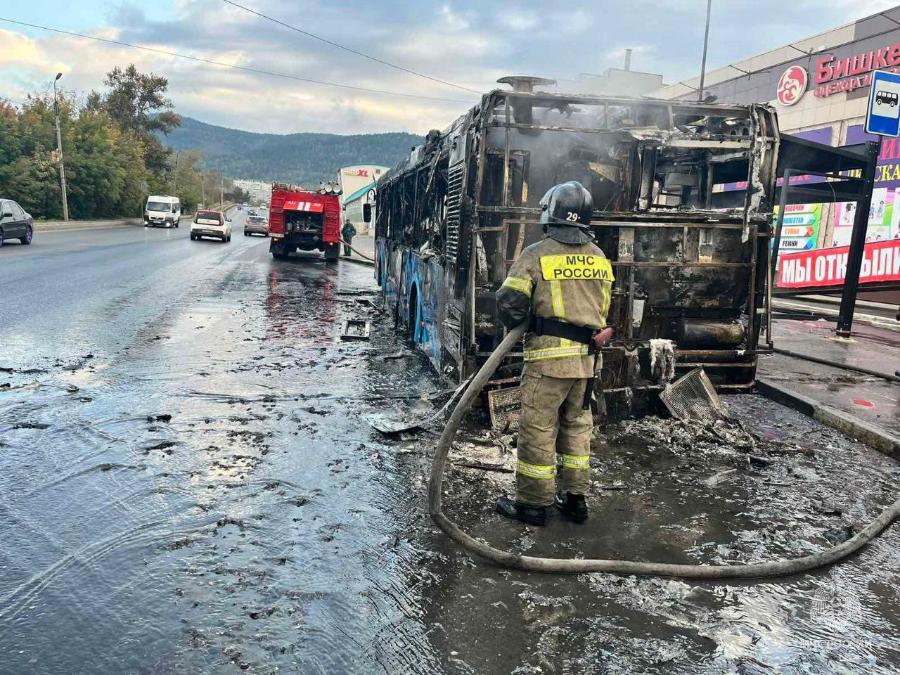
[339,165,387,235]
[651,7,900,260]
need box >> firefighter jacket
[497,236,613,378]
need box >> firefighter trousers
[516,369,593,506]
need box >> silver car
[244,214,269,237]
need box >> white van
[144,195,181,228]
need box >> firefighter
[495,181,613,526]
[341,219,357,257]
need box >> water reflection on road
[2,228,900,673]
[0,247,443,673]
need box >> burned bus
[372,76,780,401]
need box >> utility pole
[52,72,69,222]
[697,0,713,102]
[172,152,179,194]
[220,175,224,209]
[201,174,206,207]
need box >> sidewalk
[342,234,375,264]
[34,218,142,232]
[758,317,900,448]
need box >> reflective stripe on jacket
[496,236,612,378]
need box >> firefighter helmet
[539,181,593,228]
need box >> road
[0,213,444,672]
[2,215,900,673]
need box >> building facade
[651,8,900,255]
[339,165,387,235]
[232,179,272,205]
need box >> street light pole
[698,0,713,102]
[52,72,69,222]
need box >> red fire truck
[268,183,342,261]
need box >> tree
[92,64,181,176]
[0,91,154,219]
[102,64,181,135]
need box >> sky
[0,0,896,136]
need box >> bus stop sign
[866,70,900,137]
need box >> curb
[34,219,142,233]
[756,378,900,458]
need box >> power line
[222,0,481,95]
[0,17,472,104]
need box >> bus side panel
[378,238,452,375]
[381,242,402,320]
[376,238,389,288]
[400,252,445,372]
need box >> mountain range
[160,117,421,184]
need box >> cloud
[496,11,540,32]
[0,1,895,135]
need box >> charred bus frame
[372,78,844,401]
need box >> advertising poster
[773,203,821,251]
[778,238,900,289]
[833,125,900,246]
[832,188,895,246]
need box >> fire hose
[428,322,900,577]
[339,238,374,262]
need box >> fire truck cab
[268,183,342,261]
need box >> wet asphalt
[0,215,442,672]
[2,215,900,673]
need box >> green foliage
[0,65,218,220]
[161,117,421,185]
[162,150,231,212]
[102,64,181,135]
[0,63,419,219]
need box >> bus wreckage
[370,76,809,414]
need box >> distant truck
[268,183,342,261]
[144,195,181,228]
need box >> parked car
[244,214,269,237]
[0,199,34,247]
[190,209,232,242]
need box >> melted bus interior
[375,86,784,407]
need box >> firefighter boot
[496,496,548,526]
[555,492,588,523]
